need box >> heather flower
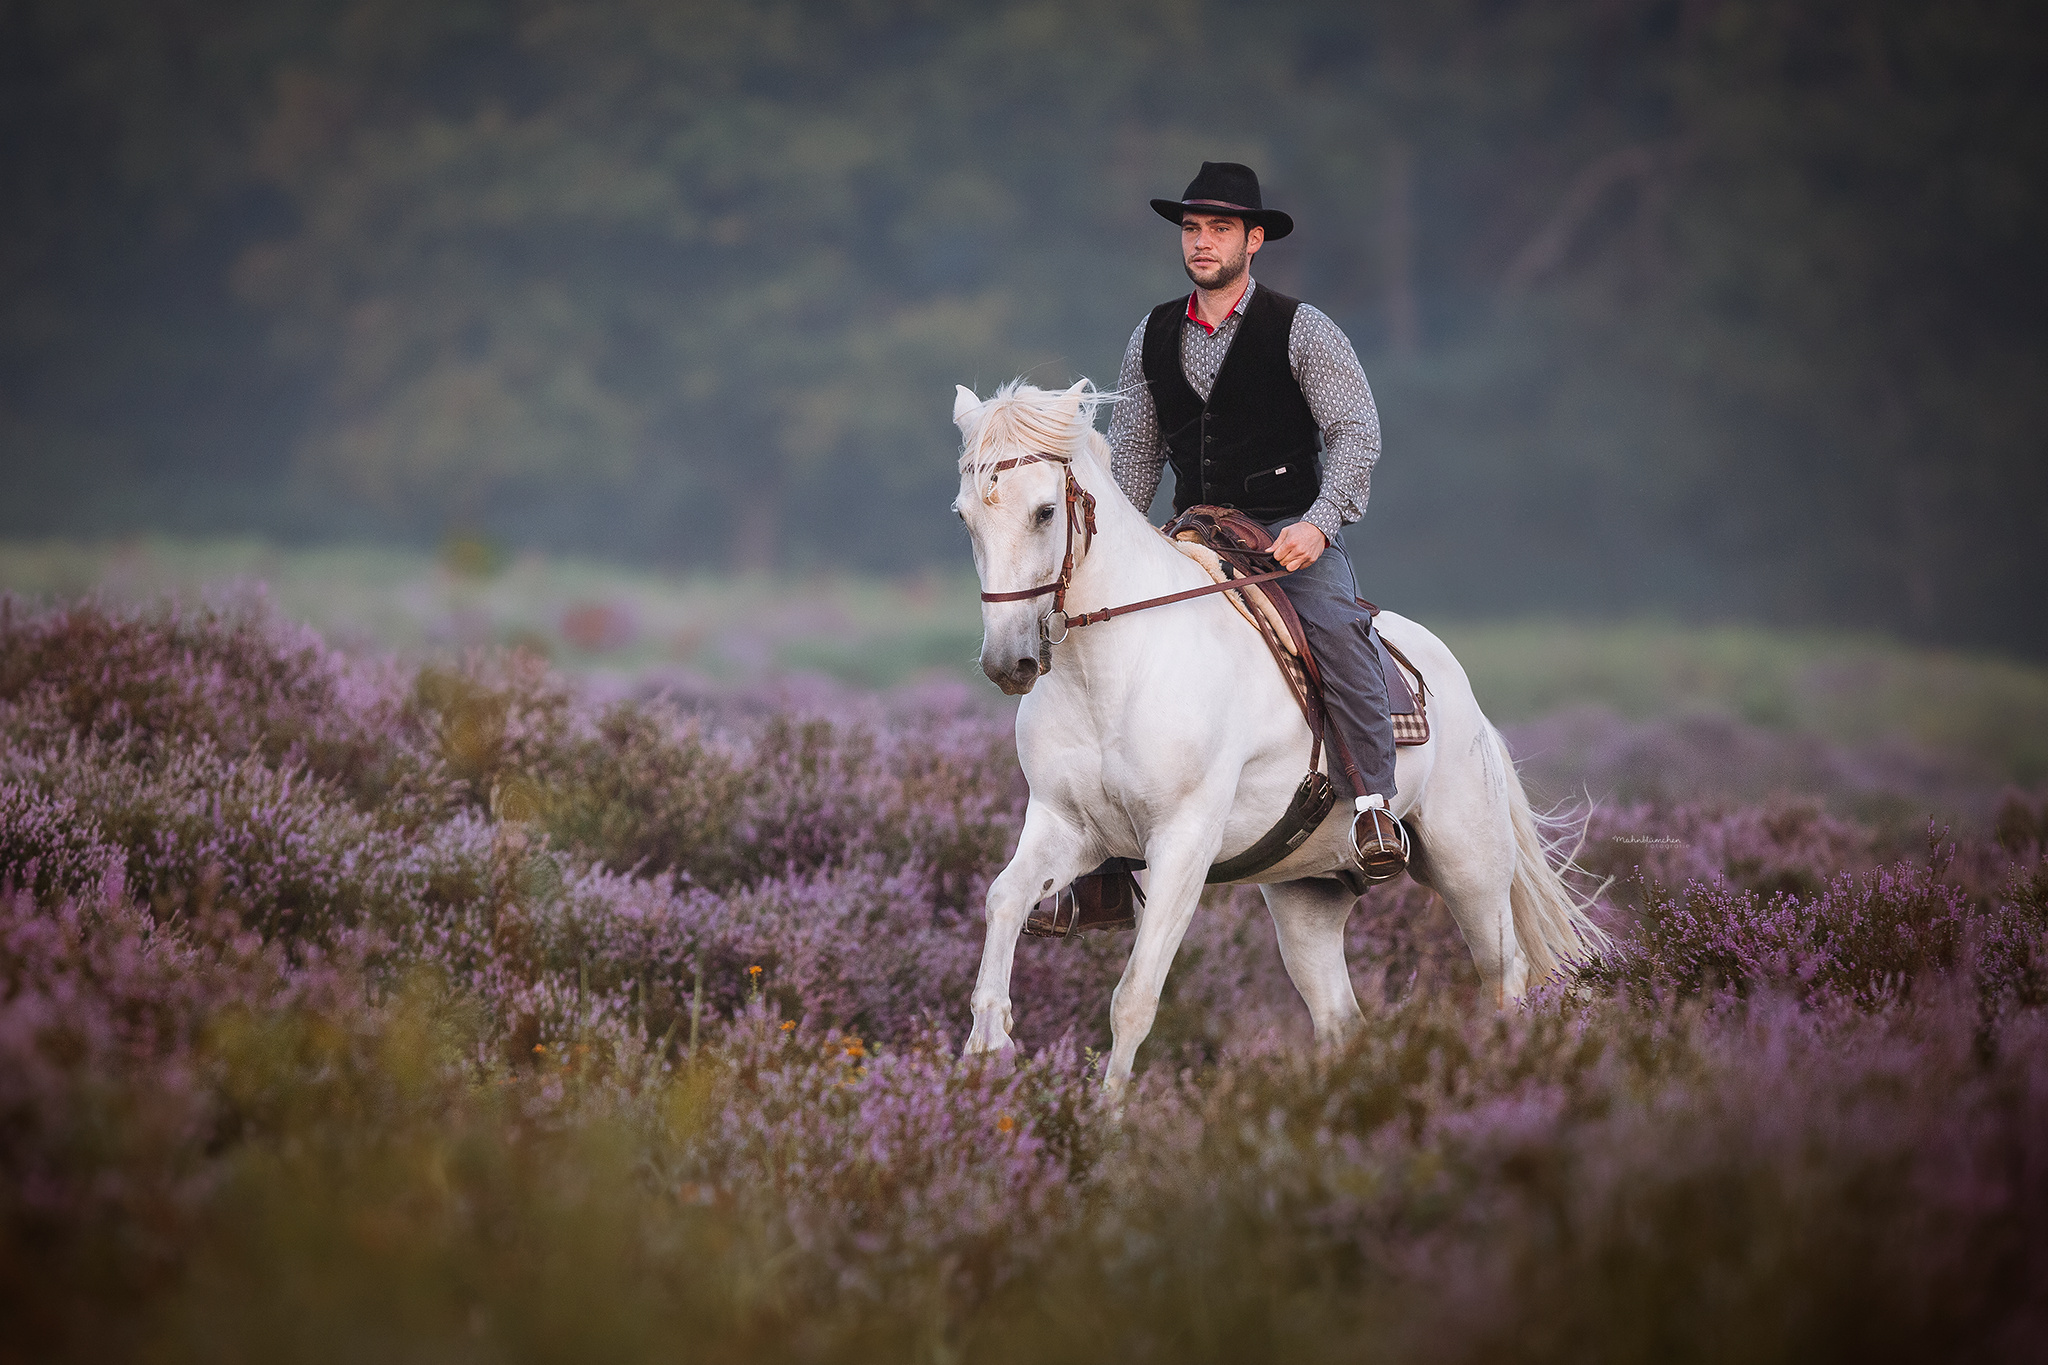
[4,596,2045,1360]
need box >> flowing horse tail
[1491,723,1609,984]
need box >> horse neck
[1062,443,1203,613]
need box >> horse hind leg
[1259,878,1366,1044]
[1421,721,1610,1007]
[1409,807,1529,1009]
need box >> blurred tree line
[3,0,2043,651]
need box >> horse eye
[1033,504,1055,527]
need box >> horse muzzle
[979,616,1046,694]
[982,649,1041,695]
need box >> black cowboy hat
[1150,161,1294,240]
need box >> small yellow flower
[996,1114,1016,1134]
[843,1039,866,1059]
[532,1043,547,1054]
[747,965,763,978]
[779,1020,796,1032]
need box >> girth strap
[1204,769,1337,884]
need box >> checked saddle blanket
[1162,506,1428,749]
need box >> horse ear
[1061,378,1091,419]
[952,385,980,429]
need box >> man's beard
[1184,242,1249,291]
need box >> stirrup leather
[1349,802,1410,885]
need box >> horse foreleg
[1102,822,1223,1089]
[1259,878,1366,1044]
[964,801,1091,1057]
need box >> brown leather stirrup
[1350,805,1411,885]
[1023,859,1145,939]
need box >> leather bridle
[975,452,1094,644]
[975,451,1295,665]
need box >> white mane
[956,380,1114,492]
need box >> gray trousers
[1258,516,1397,802]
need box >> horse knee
[983,881,1032,927]
[1109,984,1159,1044]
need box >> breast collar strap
[977,451,1295,665]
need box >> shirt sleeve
[1288,304,1381,545]
[1105,317,1168,519]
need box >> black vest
[1140,286,1322,520]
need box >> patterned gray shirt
[1105,277,1380,545]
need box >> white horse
[952,380,1603,1087]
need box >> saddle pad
[1169,534,1429,747]
[1376,634,1430,748]
[1169,537,1298,653]
[1163,507,1433,753]
[1392,707,1429,746]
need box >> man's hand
[1272,522,1327,572]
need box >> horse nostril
[1016,657,1037,677]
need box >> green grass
[1433,619,2048,783]
[5,536,2044,778]
[0,535,985,685]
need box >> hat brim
[1150,199,1294,240]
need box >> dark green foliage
[3,2,2044,650]
[1995,788,2047,857]
[539,703,752,882]
[534,705,1022,897]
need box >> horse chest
[1019,691,1275,859]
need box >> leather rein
[976,451,1293,655]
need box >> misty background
[3,0,2044,656]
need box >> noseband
[975,450,1296,669]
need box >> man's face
[1181,212,1263,290]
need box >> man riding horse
[1106,161,1405,877]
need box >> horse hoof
[962,1041,1018,1074]
[962,1020,1017,1059]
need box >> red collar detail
[1185,281,1250,336]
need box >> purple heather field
[3,598,2045,1363]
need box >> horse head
[951,379,1102,696]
